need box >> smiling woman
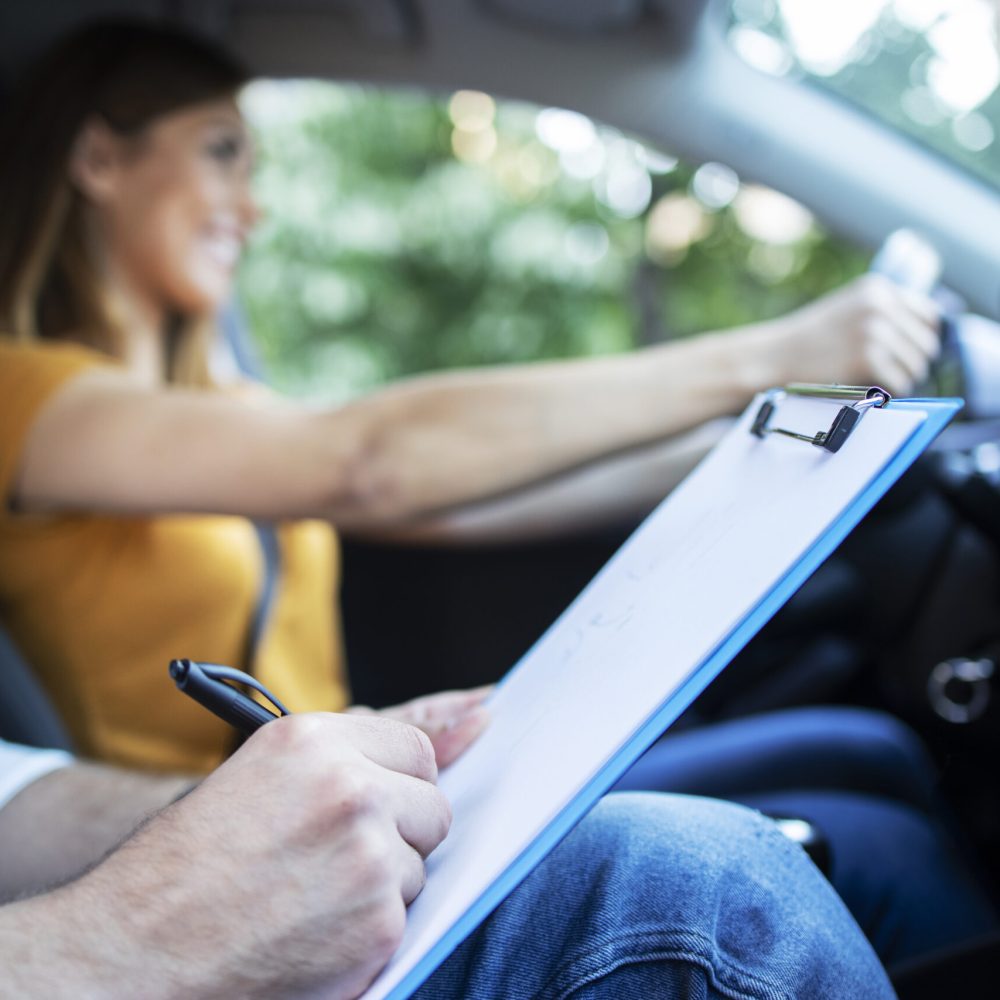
[68,101,257,338]
[0,21,339,771]
[0,20,250,385]
[0,17,941,773]
[0,18,703,770]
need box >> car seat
[0,625,73,750]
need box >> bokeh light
[691,163,741,211]
[732,186,814,244]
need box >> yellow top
[0,338,347,773]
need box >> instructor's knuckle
[364,896,407,965]
[430,787,453,844]
[399,723,437,780]
[326,764,379,823]
[350,828,397,885]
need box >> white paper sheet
[363,395,925,999]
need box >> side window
[728,0,1000,193]
[239,80,867,400]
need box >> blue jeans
[616,707,940,812]
[614,707,999,966]
[420,793,895,999]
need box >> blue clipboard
[382,391,962,1000]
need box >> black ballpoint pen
[169,658,291,735]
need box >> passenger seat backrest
[0,80,74,752]
[0,626,74,751]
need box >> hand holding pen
[169,659,491,766]
[169,659,290,735]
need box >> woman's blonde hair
[0,18,250,384]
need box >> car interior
[2,0,1000,995]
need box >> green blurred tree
[237,81,866,402]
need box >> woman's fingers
[426,704,491,768]
[377,688,494,767]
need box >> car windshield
[727,0,1000,193]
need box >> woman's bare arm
[12,275,938,529]
[11,331,749,524]
[347,419,734,546]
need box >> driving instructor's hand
[47,713,451,1000]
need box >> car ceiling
[2,0,999,316]
[0,1,707,87]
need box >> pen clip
[193,662,292,717]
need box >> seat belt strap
[243,520,282,674]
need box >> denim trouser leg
[419,793,895,1000]
[740,789,999,967]
[613,707,999,965]
[614,707,939,812]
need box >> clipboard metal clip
[750,384,892,454]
